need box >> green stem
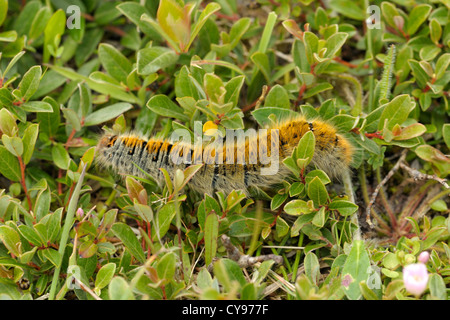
[247,201,263,257]
[337,73,363,116]
[359,165,370,205]
[48,164,87,300]
[259,11,277,54]
[342,169,360,240]
[291,233,304,282]
[365,0,375,112]
[85,173,127,193]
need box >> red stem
[18,156,32,212]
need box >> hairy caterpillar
[95,116,354,196]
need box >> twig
[399,163,450,191]
[216,234,283,269]
[366,150,407,228]
[242,85,269,113]
[17,155,32,211]
[72,277,102,300]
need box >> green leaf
[204,73,225,104]
[428,273,446,300]
[303,31,319,65]
[329,0,365,21]
[43,9,66,62]
[111,223,146,264]
[443,124,450,149]
[377,94,415,131]
[75,28,104,67]
[264,85,290,109]
[75,221,97,238]
[78,83,91,119]
[341,240,371,300]
[41,248,61,267]
[156,0,189,49]
[329,200,358,216]
[408,59,430,89]
[304,82,333,99]
[0,145,21,181]
[49,65,140,104]
[324,32,348,59]
[0,30,17,42]
[221,113,244,129]
[295,131,315,165]
[276,216,289,237]
[304,251,320,285]
[18,225,44,247]
[84,103,133,126]
[252,108,299,127]
[422,227,446,250]
[29,6,52,41]
[307,176,329,207]
[305,170,331,185]
[156,251,177,282]
[259,11,277,54]
[1,135,23,157]
[224,75,245,107]
[175,65,201,99]
[0,0,7,27]
[152,202,178,241]
[34,187,50,222]
[406,4,431,36]
[108,277,135,300]
[18,66,41,101]
[381,2,400,29]
[271,192,288,210]
[46,209,62,243]
[94,1,122,26]
[147,94,189,122]
[95,263,116,294]
[52,143,70,170]
[394,124,426,142]
[212,18,251,56]
[429,19,442,44]
[204,212,219,267]
[0,88,14,112]
[213,258,246,292]
[289,182,305,197]
[251,52,271,82]
[0,108,17,137]
[116,2,161,39]
[3,51,25,81]
[98,43,133,83]
[0,225,22,257]
[284,19,306,42]
[284,200,313,216]
[137,46,178,76]
[61,107,81,131]
[21,124,39,165]
[435,53,450,80]
[32,70,67,100]
[187,2,221,50]
[312,206,326,227]
[415,145,450,177]
[359,281,379,300]
[21,101,53,113]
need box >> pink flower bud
[418,251,430,264]
[403,263,429,296]
[76,207,84,220]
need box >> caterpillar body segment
[275,117,354,179]
[96,116,354,196]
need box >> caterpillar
[95,116,354,196]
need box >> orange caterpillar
[95,116,354,196]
